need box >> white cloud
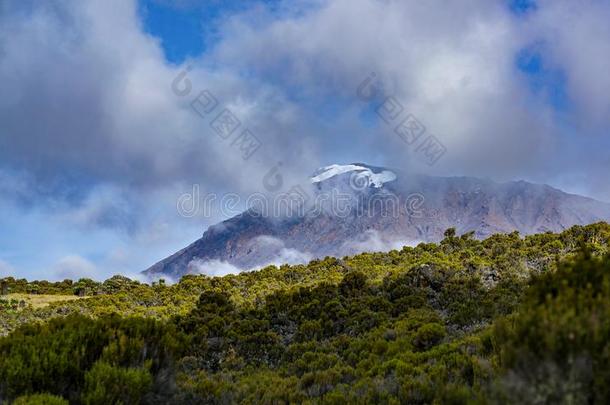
[0,260,16,277]
[342,230,419,254]
[2,0,610,280]
[52,255,98,281]
[186,235,313,277]
[209,0,561,179]
[187,259,243,277]
[530,0,610,131]
[0,0,316,198]
[1,0,606,190]
[251,235,313,267]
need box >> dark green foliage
[491,251,610,404]
[0,223,609,403]
[82,361,153,405]
[0,315,179,403]
[412,323,446,351]
[0,277,85,296]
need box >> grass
[1,293,87,309]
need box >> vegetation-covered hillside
[1,223,610,404]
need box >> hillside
[1,223,610,403]
[145,164,610,280]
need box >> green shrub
[412,323,446,351]
[12,393,68,405]
[82,361,153,405]
[1,224,609,403]
[492,252,610,403]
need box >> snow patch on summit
[311,164,397,188]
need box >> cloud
[250,235,313,267]
[2,0,610,280]
[52,255,98,281]
[0,0,567,200]
[186,235,313,277]
[0,260,16,277]
[271,247,313,266]
[187,259,243,277]
[206,0,610,200]
[341,230,419,255]
[0,0,317,197]
[2,0,605,191]
[211,0,557,178]
[529,0,610,131]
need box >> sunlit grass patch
[1,293,87,309]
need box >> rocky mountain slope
[144,164,610,279]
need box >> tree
[443,227,457,239]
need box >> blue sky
[139,0,235,64]
[1,0,610,280]
[139,0,286,64]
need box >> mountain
[144,163,610,279]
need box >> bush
[492,252,610,403]
[1,224,610,403]
[82,361,153,405]
[12,393,68,405]
[412,323,446,351]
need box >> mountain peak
[144,168,610,279]
[310,163,397,188]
